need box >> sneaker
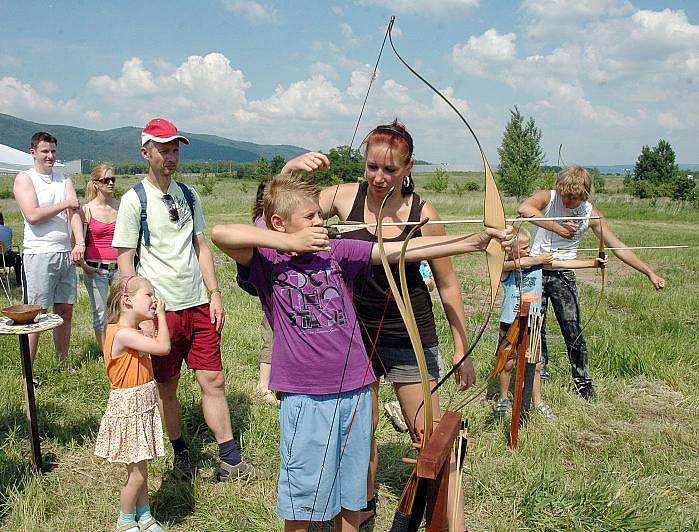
[536,402,555,419]
[577,385,597,402]
[217,458,267,481]
[539,367,551,381]
[494,398,510,418]
[172,449,195,481]
[383,401,408,433]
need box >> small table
[0,313,64,470]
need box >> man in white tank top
[13,132,85,367]
[519,166,666,400]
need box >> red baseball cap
[141,118,190,146]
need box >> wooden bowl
[2,304,42,325]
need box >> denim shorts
[277,387,372,522]
[371,344,441,383]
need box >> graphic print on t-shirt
[170,194,193,230]
[274,262,348,332]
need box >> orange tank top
[103,323,154,389]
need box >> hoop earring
[402,175,411,189]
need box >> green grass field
[0,173,697,531]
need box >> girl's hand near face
[155,298,166,317]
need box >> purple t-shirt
[239,238,376,394]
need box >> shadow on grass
[151,389,254,526]
[0,399,100,449]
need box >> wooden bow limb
[329,215,600,231]
[509,301,532,450]
[375,188,432,531]
[399,218,434,441]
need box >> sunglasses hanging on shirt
[162,194,179,223]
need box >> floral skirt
[94,380,164,464]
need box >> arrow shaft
[555,245,689,252]
[330,215,601,230]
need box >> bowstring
[307,18,394,526]
[386,19,506,406]
[326,16,393,219]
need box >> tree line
[92,109,692,204]
[497,106,694,201]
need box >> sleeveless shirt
[85,216,117,261]
[103,324,154,389]
[345,182,438,348]
[530,189,593,261]
[21,169,71,254]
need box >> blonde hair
[86,164,114,202]
[556,165,591,201]
[263,174,320,229]
[106,275,150,324]
[506,226,531,261]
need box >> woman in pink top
[81,164,119,351]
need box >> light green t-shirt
[113,178,208,311]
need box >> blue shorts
[277,387,372,522]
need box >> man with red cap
[113,118,262,486]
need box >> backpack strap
[175,181,196,245]
[133,182,150,267]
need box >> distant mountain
[0,113,308,163]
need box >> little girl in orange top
[94,275,171,532]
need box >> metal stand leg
[18,334,42,470]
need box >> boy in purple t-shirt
[212,174,511,531]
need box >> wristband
[208,288,221,296]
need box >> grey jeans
[83,268,118,332]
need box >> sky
[1,0,697,167]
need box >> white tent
[0,143,65,173]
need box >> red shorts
[152,303,222,382]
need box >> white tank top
[530,190,592,261]
[21,168,72,254]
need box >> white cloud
[355,0,479,15]
[220,0,277,23]
[658,111,684,130]
[88,57,157,98]
[310,62,339,80]
[249,75,349,119]
[451,6,699,135]
[452,29,517,76]
[86,53,251,131]
[0,77,80,121]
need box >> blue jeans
[83,268,118,332]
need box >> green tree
[625,139,692,198]
[306,146,364,186]
[253,156,272,181]
[497,106,544,198]
[425,168,449,193]
[270,155,286,175]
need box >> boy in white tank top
[518,166,666,400]
[13,132,85,368]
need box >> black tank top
[345,182,438,349]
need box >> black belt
[86,260,118,271]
